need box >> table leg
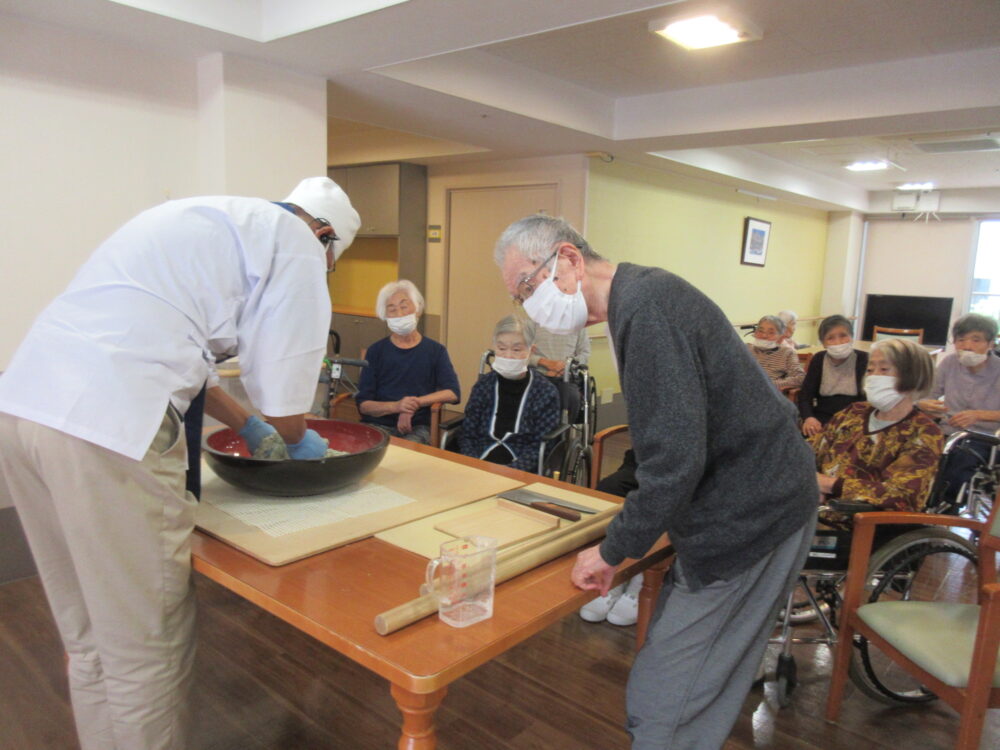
[636,557,670,650]
[390,683,447,750]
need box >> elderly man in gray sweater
[494,215,817,750]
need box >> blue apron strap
[184,383,207,499]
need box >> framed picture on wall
[740,217,771,267]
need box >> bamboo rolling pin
[374,504,619,636]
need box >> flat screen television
[860,294,953,346]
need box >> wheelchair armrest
[954,429,1000,447]
[543,423,571,442]
[826,499,878,516]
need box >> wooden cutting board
[195,445,524,566]
[433,499,559,548]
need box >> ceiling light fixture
[736,188,777,201]
[896,182,935,191]
[649,14,762,50]
[845,160,889,172]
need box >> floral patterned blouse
[810,401,943,529]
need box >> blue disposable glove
[238,415,277,453]
[286,428,329,460]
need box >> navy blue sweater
[355,336,460,428]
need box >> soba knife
[499,488,598,515]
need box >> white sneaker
[579,583,626,622]
[606,574,644,626]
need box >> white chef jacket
[0,197,330,460]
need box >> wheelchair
[438,351,597,484]
[767,499,979,708]
[925,429,999,520]
[312,329,368,418]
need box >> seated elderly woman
[798,314,869,436]
[917,313,1000,507]
[459,315,560,472]
[776,309,798,351]
[812,338,943,530]
[354,280,460,443]
[747,314,805,391]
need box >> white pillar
[821,211,865,318]
[196,52,327,198]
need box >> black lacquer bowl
[203,419,389,496]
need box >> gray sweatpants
[626,512,816,750]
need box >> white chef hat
[283,177,361,261]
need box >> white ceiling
[4,0,1000,206]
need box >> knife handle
[530,502,581,522]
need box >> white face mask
[492,356,528,379]
[826,342,853,359]
[522,255,588,335]
[386,313,417,336]
[864,375,904,413]
[751,336,777,350]
[958,350,988,368]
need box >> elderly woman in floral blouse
[811,338,943,530]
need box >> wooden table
[191,438,670,750]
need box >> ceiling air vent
[912,138,1000,154]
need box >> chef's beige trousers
[0,409,196,750]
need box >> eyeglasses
[513,250,557,304]
[310,217,341,272]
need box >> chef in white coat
[0,177,360,750]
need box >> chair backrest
[872,326,924,344]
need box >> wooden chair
[825,494,1000,749]
[873,326,924,344]
[590,424,630,490]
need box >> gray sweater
[600,264,817,587]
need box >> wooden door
[445,184,558,409]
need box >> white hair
[493,314,537,347]
[777,310,798,326]
[375,279,424,320]
[493,214,604,266]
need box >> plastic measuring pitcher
[425,536,498,628]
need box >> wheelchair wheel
[561,443,592,487]
[848,527,978,704]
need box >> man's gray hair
[493,313,537,347]
[757,315,786,335]
[375,279,424,320]
[493,214,605,266]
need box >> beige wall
[585,159,831,395]
[859,217,978,337]
[0,18,328,371]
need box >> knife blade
[499,488,598,514]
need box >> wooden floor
[3,566,998,749]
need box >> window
[970,220,1000,321]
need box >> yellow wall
[585,159,830,395]
[329,236,398,314]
